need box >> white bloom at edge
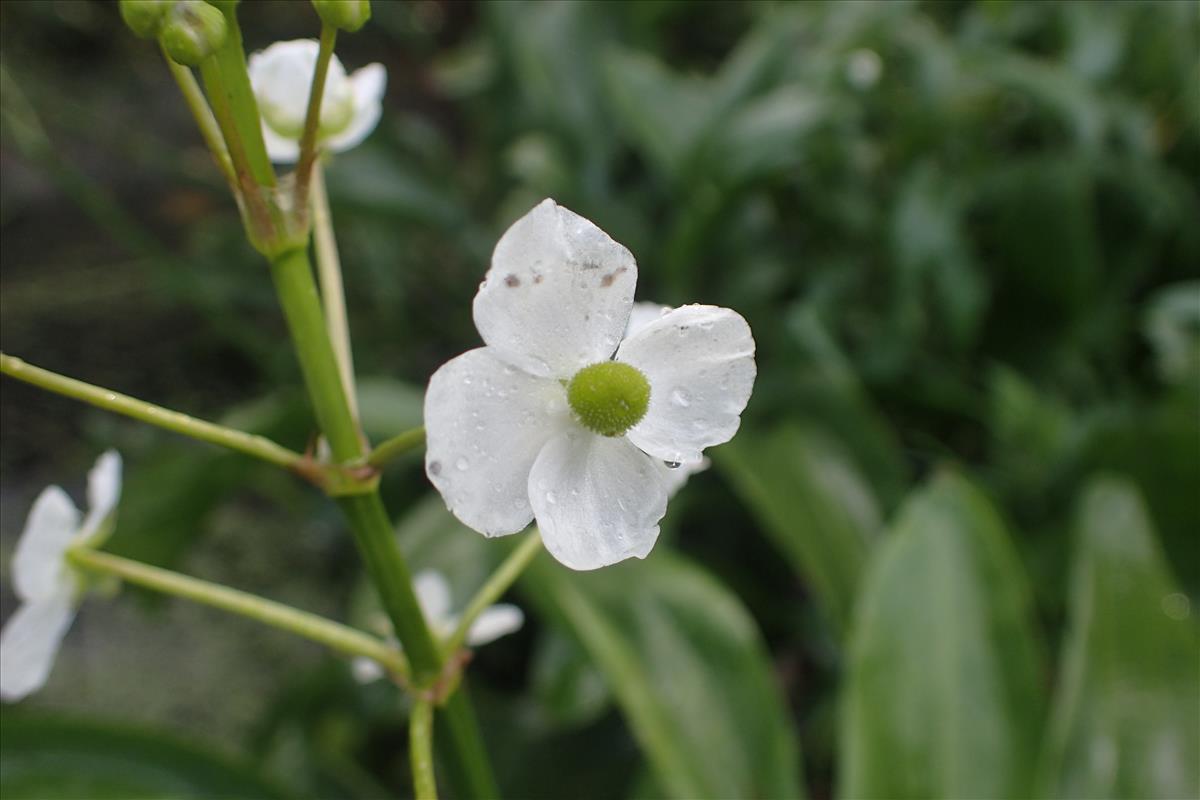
[352,570,523,683]
[248,39,386,164]
[424,198,756,571]
[0,451,122,702]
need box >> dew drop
[545,491,558,505]
[462,376,473,386]
[670,388,692,408]
[664,461,681,469]
[455,458,470,471]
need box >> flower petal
[425,347,572,536]
[248,40,320,135]
[625,301,670,338]
[617,304,756,465]
[261,124,301,163]
[466,604,524,646]
[528,431,667,571]
[473,199,637,379]
[12,486,80,602]
[351,656,385,684]
[414,570,453,625]
[326,63,386,154]
[79,450,122,541]
[0,592,76,702]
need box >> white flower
[424,199,756,570]
[352,570,523,682]
[248,39,386,163]
[0,451,121,702]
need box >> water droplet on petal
[670,388,691,408]
[664,461,681,469]
[545,491,558,505]
[455,458,470,471]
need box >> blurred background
[1,1,1197,798]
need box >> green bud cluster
[118,0,174,39]
[312,0,371,32]
[120,1,227,66]
[567,361,651,437]
[160,1,227,66]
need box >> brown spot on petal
[429,460,442,475]
[533,274,543,284]
[600,266,628,287]
[504,274,520,287]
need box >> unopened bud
[312,0,371,33]
[160,0,227,66]
[119,0,174,39]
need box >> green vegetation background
[0,2,1196,798]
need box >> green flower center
[567,361,651,437]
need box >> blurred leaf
[891,162,986,349]
[1037,477,1200,799]
[708,85,827,184]
[356,377,424,442]
[104,392,314,568]
[1078,395,1200,590]
[717,425,880,637]
[530,629,612,728]
[840,471,1043,800]
[601,47,708,181]
[0,715,288,799]
[521,551,804,800]
[1143,280,1200,388]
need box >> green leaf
[717,424,881,637]
[0,715,288,799]
[530,629,612,728]
[520,551,804,800]
[840,471,1043,800]
[1037,477,1200,799]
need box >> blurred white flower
[845,48,883,90]
[353,569,523,682]
[248,39,386,163]
[0,451,121,702]
[424,199,756,570]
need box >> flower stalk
[367,426,426,469]
[294,24,338,222]
[268,246,498,797]
[66,546,408,677]
[443,532,541,658]
[161,47,235,189]
[411,698,439,800]
[311,159,359,421]
[0,353,302,471]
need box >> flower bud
[160,0,227,66]
[119,0,174,39]
[312,0,371,33]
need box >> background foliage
[1,1,1197,798]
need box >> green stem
[0,353,304,471]
[198,57,276,249]
[208,1,275,188]
[268,247,363,462]
[443,532,541,657]
[311,160,358,422]
[268,248,498,798]
[367,427,426,469]
[162,47,235,189]
[410,699,438,800]
[294,25,338,220]
[67,547,408,678]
